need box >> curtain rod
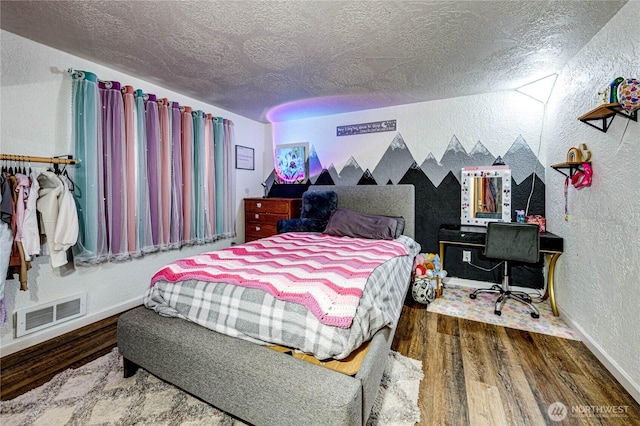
[66,68,233,124]
[67,67,113,87]
[0,154,78,165]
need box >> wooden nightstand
[244,198,302,242]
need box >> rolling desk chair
[470,222,541,319]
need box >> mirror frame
[461,165,512,226]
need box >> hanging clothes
[0,172,12,225]
[13,173,29,242]
[37,170,79,268]
[0,176,13,324]
[0,222,12,324]
[22,171,41,261]
[7,173,30,290]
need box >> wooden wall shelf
[578,103,638,133]
[551,161,590,178]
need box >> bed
[117,184,418,426]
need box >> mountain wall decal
[337,156,365,186]
[372,133,416,185]
[266,132,545,194]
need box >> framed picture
[235,145,254,170]
[275,143,309,184]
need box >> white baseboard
[559,308,640,404]
[0,297,143,358]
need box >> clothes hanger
[62,168,75,192]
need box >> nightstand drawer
[245,198,294,214]
[245,212,289,226]
[245,223,278,239]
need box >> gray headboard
[307,185,415,239]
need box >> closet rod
[0,154,78,165]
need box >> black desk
[438,224,564,316]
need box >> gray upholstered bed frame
[117,184,415,426]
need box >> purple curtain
[100,81,127,259]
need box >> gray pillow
[323,208,399,240]
[387,216,405,238]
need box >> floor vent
[15,293,87,337]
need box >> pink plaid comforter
[151,232,409,328]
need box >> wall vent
[15,293,87,337]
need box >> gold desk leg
[437,242,445,298]
[543,252,562,316]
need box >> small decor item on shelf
[566,143,591,163]
[570,163,593,189]
[525,215,546,233]
[617,78,639,112]
[412,253,447,304]
[608,77,624,103]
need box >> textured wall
[544,1,639,400]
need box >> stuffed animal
[412,253,447,304]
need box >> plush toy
[412,253,447,304]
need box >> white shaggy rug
[1,348,423,426]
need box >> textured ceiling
[0,1,627,122]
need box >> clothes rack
[0,154,78,166]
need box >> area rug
[1,348,423,426]
[427,284,579,340]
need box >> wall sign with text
[337,120,396,136]
[235,145,255,170]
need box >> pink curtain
[159,98,171,248]
[100,80,127,259]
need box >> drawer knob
[255,226,261,231]
[256,202,262,208]
[254,213,259,219]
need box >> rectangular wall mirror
[461,166,512,226]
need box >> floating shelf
[551,161,590,179]
[578,103,638,133]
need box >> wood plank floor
[391,300,640,425]
[1,312,122,400]
[3,301,639,425]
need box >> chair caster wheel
[470,294,477,299]
[494,310,502,316]
[531,312,540,319]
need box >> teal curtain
[213,117,236,238]
[192,110,205,242]
[71,71,107,263]
[135,89,154,253]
